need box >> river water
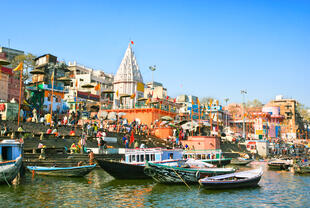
[0,162,309,208]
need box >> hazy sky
[1,0,309,106]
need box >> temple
[113,43,144,109]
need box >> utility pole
[241,90,247,138]
[149,65,156,88]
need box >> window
[146,154,150,161]
[141,155,144,162]
[132,155,136,161]
[168,153,174,159]
[151,154,155,161]
[137,155,140,162]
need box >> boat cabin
[183,149,223,160]
[0,140,22,161]
[124,148,183,165]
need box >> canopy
[161,116,173,121]
[182,121,199,130]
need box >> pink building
[182,136,220,150]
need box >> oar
[171,168,191,190]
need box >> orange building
[182,136,220,150]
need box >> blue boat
[0,139,23,184]
[27,164,97,177]
[97,148,183,179]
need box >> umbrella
[81,84,95,89]
[161,116,173,121]
[181,121,199,130]
[107,112,117,120]
[0,58,10,66]
[100,111,108,119]
[160,121,169,126]
[118,112,126,117]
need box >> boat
[0,139,23,184]
[267,159,292,170]
[96,148,183,179]
[144,160,236,184]
[27,164,96,177]
[198,168,263,189]
[230,158,253,165]
[293,162,310,174]
[183,149,232,166]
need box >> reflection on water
[0,163,309,207]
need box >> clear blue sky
[1,0,309,106]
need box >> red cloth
[46,129,52,134]
[129,131,135,145]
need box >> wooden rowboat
[199,168,263,189]
[27,164,96,177]
[144,160,236,184]
[0,156,23,184]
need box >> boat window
[184,154,188,159]
[168,153,173,159]
[141,155,144,162]
[197,154,201,159]
[151,154,155,161]
[137,155,140,162]
[132,155,136,161]
[128,155,131,163]
[1,146,12,160]
[207,154,211,159]
[202,154,206,159]
[146,154,150,161]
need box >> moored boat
[144,160,236,184]
[0,139,23,184]
[27,164,96,177]
[183,149,232,166]
[267,159,292,170]
[198,168,263,189]
[293,162,310,174]
[97,148,183,179]
[231,158,253,165]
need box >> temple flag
[166,96,169,100]
[145,98,151,105]
[129,130,135,145]
[116,90,119,97]
[75,79,78,88]
[51,71,54,82]
[131,40,134,45]
[13,62,23,71]
[94,83,101,91]
[197,98,200,106]
[173,98,176,103]
[130,93,136,99]
[191,100,194,105]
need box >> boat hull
[202,158,231,166]
[267,163,290,170]
[231,159,253,166]
[144,162,235,184]
[27,165,96,177]
[0,156,22,184]
[200,175,262,189]
[96,159,150,179]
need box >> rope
[171,168,191,190]
[2,171,11,187]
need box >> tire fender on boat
[195,171,200,179]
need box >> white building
[65,61,114,106]
[113,43,144,109]
[144,81,167,99]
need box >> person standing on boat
[88,150,95,165]
[98,137,104,154]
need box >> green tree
[200,97,215,105]
[297,103,310,122]
[247,99,263,107]
[11,53,36,82]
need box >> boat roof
[202,168,263,181]
[0,139,21,145]
[125,148,183,154]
